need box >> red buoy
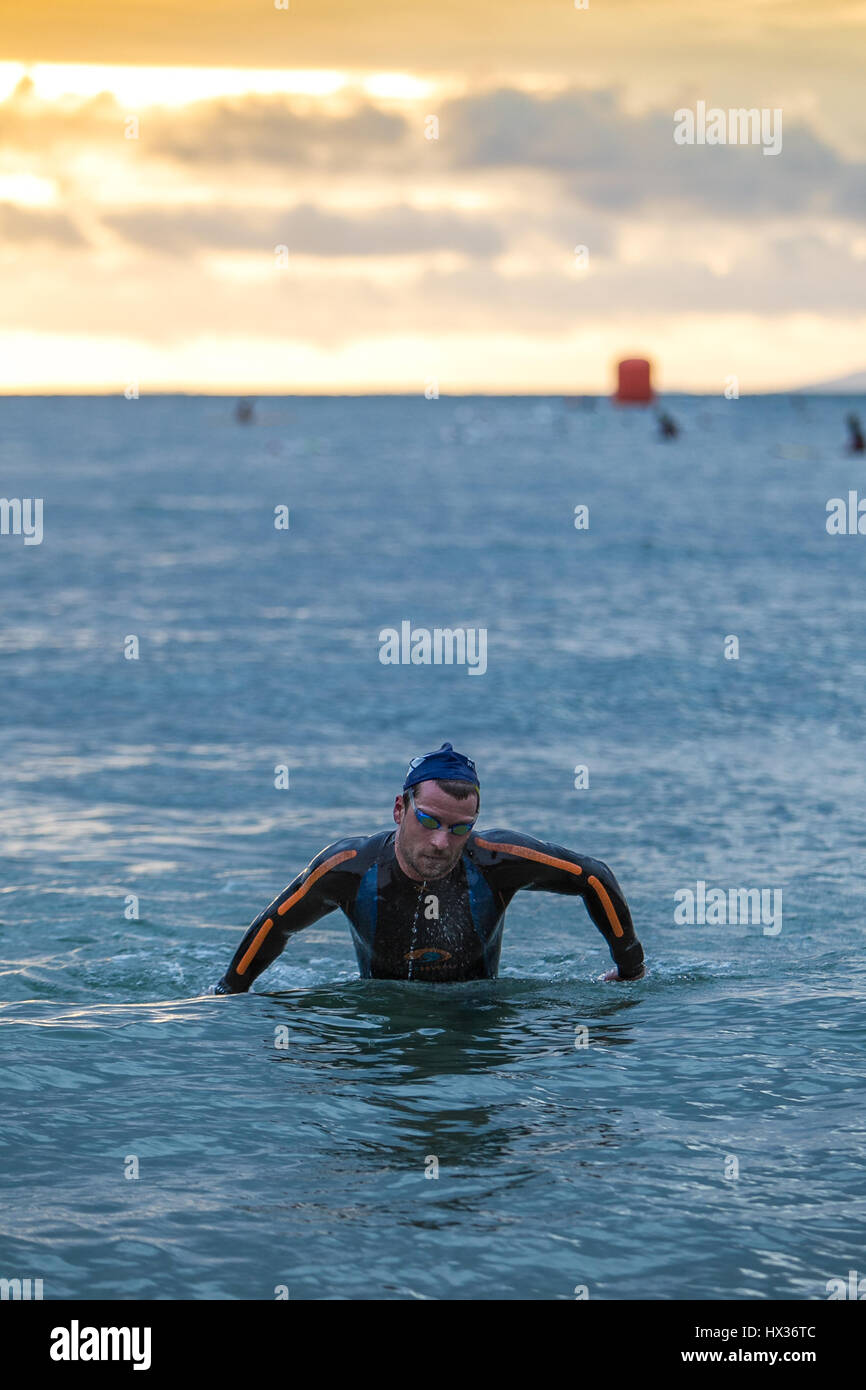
[614,358,654,404]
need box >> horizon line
[0,388,862,399]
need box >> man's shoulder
[468,828,581,864]
[303,828,394,876]
[467,828,543,859]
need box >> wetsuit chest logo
[404,947,453,964]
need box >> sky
[2,0,865,393]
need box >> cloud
[145,95,408,169]
[0,199,86,246]
[3,230,865,350]
[0,77,408,169]
[0,77,122,151]
[411,239,866,323]
[1,65,863,379]
[3,74,860,226]
[0,76,408,166]
[441,87,864,220]
[102,202,504,257]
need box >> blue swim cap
[403,742,480,793]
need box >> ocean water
[1,392,864,1301]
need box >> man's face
[393,780,479,881]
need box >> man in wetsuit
[212,742,645,993]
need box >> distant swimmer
[235,397,256,424]
[657,410,679,439]
[846,413,865,454]
[212,742,645,991]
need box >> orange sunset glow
[2,1,865,393]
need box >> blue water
[1,393,864,1300]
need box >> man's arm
[471,829,645,980]
[213,837,363,994]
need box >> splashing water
[406,878,427,980]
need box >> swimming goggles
[408,786,477,837]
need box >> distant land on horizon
[793,369,866,394]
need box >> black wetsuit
[214,828,644,991]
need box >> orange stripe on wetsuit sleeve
[587,874,624,938]
[236,848,357,975]
[474,837,584,878]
